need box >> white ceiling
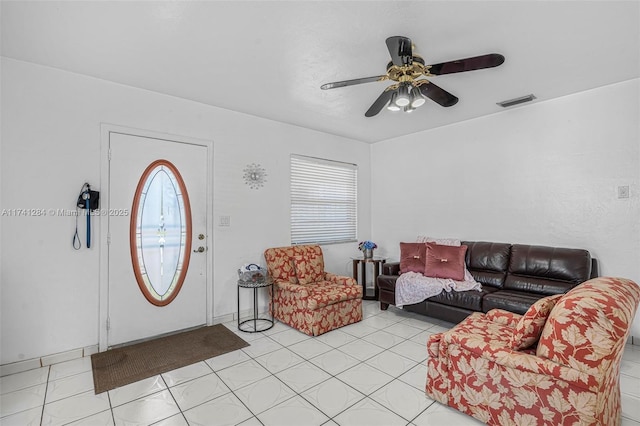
[2,1,639,143]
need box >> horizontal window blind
[291,155,357,245]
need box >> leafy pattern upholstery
[264,245,362,336]
[511,294,562,350]
[427,277,640,426]
[485,309,522,328]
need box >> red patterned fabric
[293,254,324,285]
[510,294,562,350]
[426,277,640,426]
[264,245,362,336]
[485,309,522,328]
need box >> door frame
[98,124,214,352]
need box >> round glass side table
[237,276,275,333]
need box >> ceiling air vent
[497,94,536,108]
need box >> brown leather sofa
[377,241,597,324]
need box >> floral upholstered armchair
[426,277,640,426]
[263,245,362,336]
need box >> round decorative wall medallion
[243,163,267,189]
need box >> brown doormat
[91,324,249,394]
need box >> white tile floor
[2,300,640,426]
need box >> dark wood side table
[351,257,386,300]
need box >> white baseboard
[0,311,268,377]
[0,344,99,377]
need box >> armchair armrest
[274,280,310,298]
[324,272,357,287]
[382,262,400,275]
[485,309,522,327]
[444,331,599,390]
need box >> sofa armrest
[324,272,357,287]
[382,262,400,275]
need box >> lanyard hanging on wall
[73,182,100,250]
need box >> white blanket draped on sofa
[395,271,482,308]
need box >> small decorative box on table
[237,269,274,333]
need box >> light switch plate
[617,185,630,199]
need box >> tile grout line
[158,374,187,426]
[38,365,51,426]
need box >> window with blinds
[290,155,357,245]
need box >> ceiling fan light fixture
[395,84,410,107]
[387,92,401,111]
[404,105,416,113]
[410,87,426,108]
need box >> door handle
[193,246,206,253]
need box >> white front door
[107,132,209,347]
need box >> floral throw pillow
[424,243,467,281]
[510,294,562,350]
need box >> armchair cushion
[293,254,324,284]
[510,294,561,350]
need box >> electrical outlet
[617,185,630,199]
[219,215,231,227]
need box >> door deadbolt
[198,234,205,240]
[193,246,206,253]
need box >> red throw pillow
[510,294,562,350]
[424,243,467,281]
[400,242,426,273]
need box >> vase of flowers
[358,240,377,259]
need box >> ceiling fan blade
[321,75,387,90]
[428,53,505,75]
[419,82,459,107]
[365,90,394,117]
[386,36,413,66]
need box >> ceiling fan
[320,36,505,117]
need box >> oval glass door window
[130,159,192,306]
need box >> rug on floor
[91,324,249,394]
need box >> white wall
[0,58,372,364]
[2,56,638,364]
[371,78,640,336]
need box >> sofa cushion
[400,242,426,274]
[428,287,497,312]
[425,243,467,281]
[510,294,562,350]
[504,244,591,295]
[482,290,546,314]
[462,241,511,289]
